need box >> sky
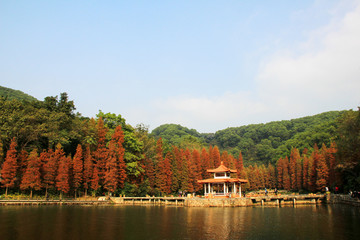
[1,0,359,133]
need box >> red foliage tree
[20,149,41,198]
[289,148,300,190]
[267,163,276,189]
[91,166,100,193]
[104,141,119,193]
[326,142,338,187]
[282,157,291,191]
[17,149,28,187]
[276,158,284,189]
[56,155,70,199]
[83,145,93,197]
[309,144,320,192]
[302,148,310,191]
[43,147,60,197]
[114,126,126,189]
[221,151,230,167]
[296,155,303,190]
[212,146,221,168]
[236,152,246,179]
[156,152,172,194]
[200,148,210,179]
[93,117,109,187]
[144,156,156,189]
[316,144,329,191]
[191,149,202,192]
[73,144,83,198]
[1,138,18,195]
[181,149,191,192]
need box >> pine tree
[1,138,18,195]
[73,144,83,198]
[20,149,41,198]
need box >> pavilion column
[233,183,236,194]
[204,184,206,195]
[239,183,242,198]
[223,183,225,195]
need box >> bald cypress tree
[83,145,93,197]
[20,149,41,198]
[1,138,18,196]
[56,155,71,199]
[73,144,83,198]
[156,152,172,195]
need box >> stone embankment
[329,194,360,207]
[111,194,327,207]
[0,199,111,206]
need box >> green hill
[0,85,38,101]
[151,111,345,165]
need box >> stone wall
[185,197,252,207]
[330,194,360,207]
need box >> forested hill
[0,85,38,101]
[151,111,345,165]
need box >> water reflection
[0,205,360,240]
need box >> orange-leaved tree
[73,144,83,198]
[1,138,18,196]
[20,149,41,198]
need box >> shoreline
[1,194,359,207]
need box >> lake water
[0,204,359,240]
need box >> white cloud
[133,1,360,132]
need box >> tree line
[0,92,359,197]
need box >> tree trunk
[5,187,8,196]
[30,189,33,199]
[45,187,48,198]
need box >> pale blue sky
[1,0,359,132]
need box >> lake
[0,204,359,240]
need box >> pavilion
[197,161,248,198]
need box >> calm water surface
[0,204,359,240]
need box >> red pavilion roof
[197,178,248,184]
[207,161,237,173]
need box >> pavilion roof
[207,161,237,173]
[197,178,248,184]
